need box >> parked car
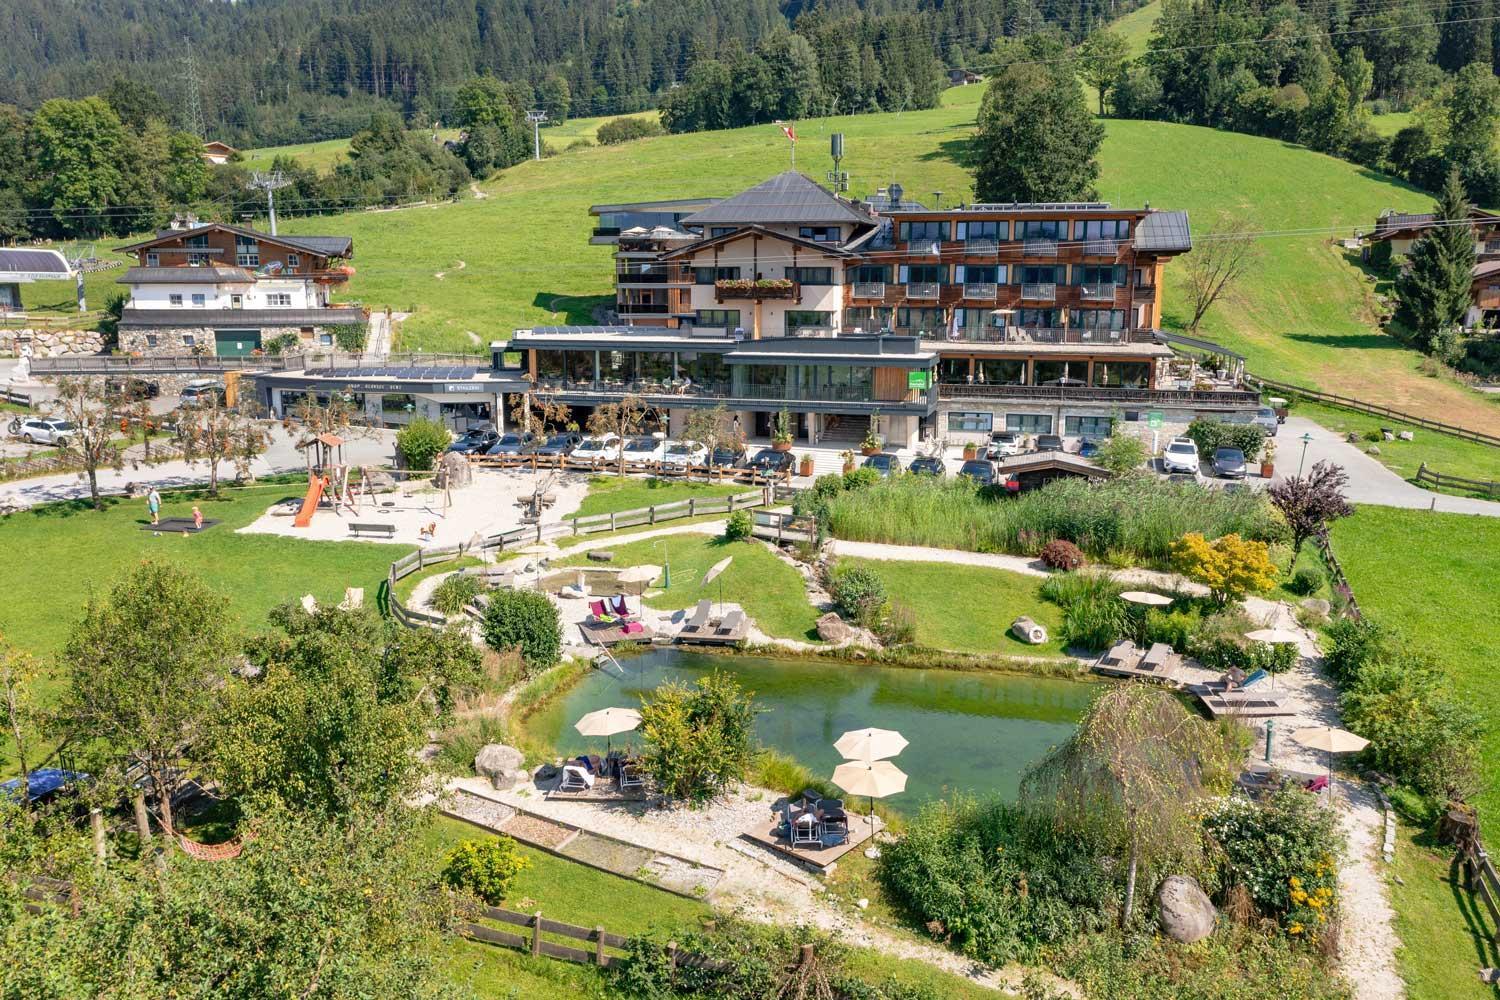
[485,431,538,456]
[532,432,584,457]
[862,453,904,477]
[747,448,795,475]
[661,440,709,471]
[958,458,996,485]
[620,435,667,464]
[105,376,159,400]
[179,380,224,406]
[1161,436,1201,475]
[446,428,499,454]
[987,431,1023,458]
[1212,447,1247,479]
[14,418,74,446]
[1034,434,1064,453]
[908,455,945,477]
[1078,438,1101,459]
[571,434,622,463]
[710,444,748,469]
[1251,407,1280,436]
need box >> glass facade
[1007,413,1054,433]
[948,411,993,432]
[1065,415,1114,436]
[977,358,1025,385]
[898,221,950,242]
[1032,360,1085,385]
[1091,360,1152,388]
[696,309,741,328]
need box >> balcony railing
[939,382,1262,406]
[906,282,941,299]
[1080,283,1120,302]
[964,238,999,255]
[1022,239,1058,257]
[532,377,936,408]
[715,278,798,302]
[617,301,671,315]
[1083,240,1121,256]
[1020,282,1056,301]
[962,282,999,299]
[852,281,887,299]
[1132,284,1157,300]
[923,326,1153,346]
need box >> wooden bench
[349,522,397,539]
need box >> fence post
[532,911,543,957]
[610,512,617,532]
[132,792,152,845]
[650,504,656,526]
[667,941,678,986]
[595,926,606,966]
[90,809,107,865]
[688,497,696,517]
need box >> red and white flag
[779,124,797,143]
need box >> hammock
[162,820,255,862]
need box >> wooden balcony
[714,278,798,302]
[1079,283,1120,302]
[1020,282,1056,302]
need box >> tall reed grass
[824,476,1278,565]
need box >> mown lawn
[569,476,748,520]
[559,532,821,641]
[838,557,1070,659]
[1387,819,1499,1000]
[1294,399,1500,495]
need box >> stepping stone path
[447,788,724,899]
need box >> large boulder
[1300,597,1332,618]
[816,612,857,644]
[475,743,525,791]
[437,451,472,489]
[1157,875,1216,943]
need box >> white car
[570,434,621,464]
[660,440,708,471]
[987,431,1023,458]
[15,418,75,446]
[1161,437,1201,475]
[620,435,666,464]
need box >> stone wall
[0,329,106,358]
[119,326,321,356]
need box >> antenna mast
[246,172,293,235]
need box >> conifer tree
[1395,168,1476,357]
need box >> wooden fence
[1252,375,1500,449]
[0,388,32,407]
[459,904,729,974]
[566,489,766,536]
[1416,462,1500,499]
[1311,532,1362,620]
[470,450,792,485]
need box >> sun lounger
[684,599,711,630]
[1241,669,1269,689]
[560,764,595,792]
[715,610,744,638]
[1102,640,1139,667]
[791,811,822,847]
[1139,642,1173,672]
[610,594,631,618]
[619,762,645,790]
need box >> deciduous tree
[1170,532,1278,607]
[1077,30,1131,115]
[1267,460,1354,555]
[638,672,758,804]
[0,635,43,810]
[587,394,650,477]
[1182,212,1263,333]
[47,377,124,510]
[973,60,1104,203]
[174,392,272,496]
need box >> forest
[1,0,1141,148]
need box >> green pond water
[523,649,1099,811]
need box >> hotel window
[1134,267,1154,287]
[267,293,293,307]
[978,358,1025,384]
[710,227,738,238]
[1092,361,1151,388]
[1065,415,1114,437]
[188,253,211,265]
[784,310,833,334]
[895,307,944,331]
[955,220,1008,241]
[897,220,950,242]
[898,264,946,284]
[1074,219,1131,240]
[1016,308,1060,327]
[786,267,832,285]
[938,357,970,383]
[693,266,741,284]
[146,334,158,347]
[182,334,196,348]
[696,309,741,329]
[1073,265,1124,286]
[851,265,890,283]
[1018,220,1064,240]
[1071,309,1126,330]
[235,235,259,268]
[1006,413,1054,433]
[1018,265,1063,284]
[958,265,1001,285]
[287,253,301,269]
[146,252,159,267]
[168,294,183,306]
[948,411,993,433]
[191,293,206,307]
[799,226,839,242]
[185,234,209,248]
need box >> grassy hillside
[1114,0,1161,55]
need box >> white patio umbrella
[834,728,908,763]
[832,759,907,856]
[702,555,733,612]
[1245,627,1304,690]
[618,564,663,596]
[1292,726,1369,780]
[574,706,642,755]
[1119,591,1173,607]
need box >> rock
[475,743,525,791]
[1157,875,1216,944]
[1366,445,1381,455]
[437,451,472,489]
[1011,616,1048,644]
[1345,431,1360,443]
[1397,430,1414,441]
[857,898,869,910]
[1299,598,1331,617]
[816,612,857,643]
[587,550,614,562]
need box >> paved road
[1275,416,1500,517]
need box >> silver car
[1161,437,1200,475]
[1212,447,1247,479]
[15,418,74,446]
[1251,407,1279,436]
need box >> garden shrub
[723,509,752,542]
[1286,565,1324,596]
[596,115,665,145]
[1092,433,1148,475]
[1186,418,1267,461]
[1322,616,1390,686]
[395,417,450,471]
[480,589,561,670]
[1039,539,1085,570]
[442,836,530,905]
[879,598,918,646]
[1170,532,1277,606]
[829,562,888,627]
[1342,654,1485,798]
[638,671,758,804]
[1143,607,1200,652]
[1041,571,1127,651]
[430,572,483,616]
[1188,608,1259,671]
[877,796,1116,965]
[1204,784,1341,939]
[842,466,881,491]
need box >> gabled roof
[1372,206,1500,239]
[118,266,256,285]
[679,172,874,228]
[1472,260,1500,280]
[656,225,859,261]
[116,223,353,260]
[1134,211,1192,253]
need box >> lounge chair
[1139,642,1173,672]
[822,811,850,845]
[619,762,645,790]
[588,599,617,625]
[791,811,822,848]
[1304,774,1330,794]
[560,764,595,792]
[610,594,632,618]
[1102,640,1139,667]
[714,609,744,638]
[1241,669,1269,689]
[683,599,711,631]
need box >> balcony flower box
[716,278,796,300]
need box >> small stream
[522,647,1099,811]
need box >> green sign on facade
[1147,411,1165,429]
[908,370,932,389]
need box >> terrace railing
[962,282,999,300]
[939,382,1261,406]
[851,281,886,299]
[1020,283,1056,301]
[1022,239,1058,257]
[1079,283,1120,302]
[905,282,940,299]
[1083,239,1121,256]
[964,238,1000,255]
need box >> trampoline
[141,518,221,533]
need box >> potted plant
[1259,438,1277,478]
[860,428,882,456]
[962,440,979,461]
[798,453,815,477]
[771,409,794,452]
[840,449,856,474]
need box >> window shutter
[898,265,909,283]
[1114,265,1126,284]
[954,265,966,284]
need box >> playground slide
[293,476,326,528]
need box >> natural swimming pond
[522,648,1100,811]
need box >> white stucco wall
[680,233,846,336]
[127,277,327,310]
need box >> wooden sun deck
[1090,642,1186,687]
[675,614,749,646]
[578,619,655,647]
[1187,682,1295,719]
[739,811,876,876]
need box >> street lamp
[654,540,671,589]
[1297,432,1314,477]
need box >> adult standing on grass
[147,487,161,526]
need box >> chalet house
[1368,207,1500,329]
[201,141,238,165]
[948,69,984,86]
[114,221,363,357]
